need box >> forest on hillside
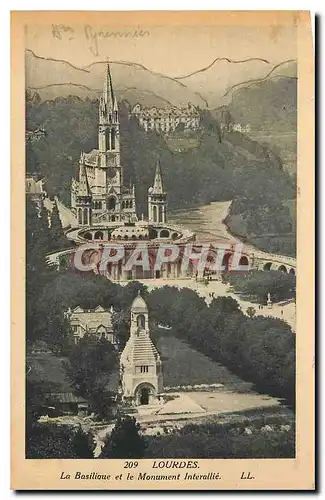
[26,92,296,255]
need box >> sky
[25,21,297,77]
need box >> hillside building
[130,103,200,134]
[26,174,46,209]
[65,305,116,345]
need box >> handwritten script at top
[52,24,150,56]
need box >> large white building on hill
[130,102,200,134]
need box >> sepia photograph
[11,10,314,490]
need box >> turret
[148,159,167,224]
[130,290,149,336]
[76,153,92,226]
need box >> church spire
[103,61,115,112]
[152,159,165,194]
[98,61,120,157]
[78,154,91,197]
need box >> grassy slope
[27,332,252,394]
[156,333,251,391]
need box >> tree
[71,425,94,458]
[50,199,67,251]
[67,335,118,417]
[223,270,296,303]
[246,307,256,318]
[100,416,146,458]
[26,197,58,344]
[26,423,95,459]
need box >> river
[169,200,295,264]
[169,200,235,243]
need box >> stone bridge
[252,252,296,275]
[46,244,296,278]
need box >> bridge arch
[222,252,232,271]
[160,229,170,238]
[289,268,295,276]
[239,255,249,267]
[263,262,272,271]
[94,230,104,240]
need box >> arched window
[137,314,145,329]
[111,129,116,150]
[279,265,287,273]
[158,206,163,223]
[122,201,125,209]
[78,208,82,225]
[107,197,116,211]
[105,128,110,150]
[111,215,115,222]
[152,206,157,222]
[129,200,133,208]
[124,235,128,240]
[83,208,88,225]
[94,231,104,240]
[84,232,92,240]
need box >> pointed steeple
[78,155,91,197]
[103,61,115,112]
[152,159,165,194]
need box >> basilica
[62,64,252,281]
[70,63,137,225]
[70,62,169,228]
[66,63,198,280]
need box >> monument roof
[131,292,148,311]
[121,330,160,365]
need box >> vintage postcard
[11,11,314,490]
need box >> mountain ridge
[224,59,297,97]
[25,49,297,110]
[175,57,271,80]
[25,49,207,107]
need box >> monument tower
[120,292,163,405]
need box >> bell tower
[98,62,122,187]
[148,159,167,224]
[120,292,163,405]
[76,154,92,226]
